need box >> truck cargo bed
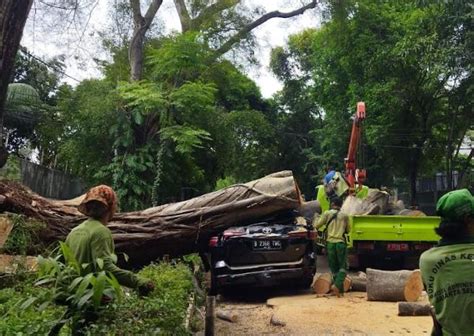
[347,215,440,247]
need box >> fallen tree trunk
[366,268,423,302]
[0,171,301,266]
[398,302,431,316]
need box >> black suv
[204,221,316,294]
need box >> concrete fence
[19,159,85,200]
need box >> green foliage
[161,126,211,155]
[8,242,124,334]
[38,243,123,305]
[148,32,210,84]
[0,155,21,181]
[40,30,275,209]
[0,281,66,336]
[0,214,46,255]
[221,109,278,182]
[271,0,472,198]
[86,263,193,335]
[14,46,64,104]
[0,259,197,335]
[215,176,238,190]
[99,145,156,211]
[56,80,118,183]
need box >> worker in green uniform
[49,185,154,335]
[419,189,474,336]
[314,197,350,296]
[66,185,154,293]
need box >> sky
[21,0,320,98]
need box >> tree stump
[366,268,423,302]
[398,302,432,316]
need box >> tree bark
[173,0,192,32]
[0,171,301,266]
[0,0,33,167]
[398,302,431,316]
[312,272,351,294]
[129,0,163,81]
[349,271,367,292]
[366,268,423,302]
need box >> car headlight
[215,260,227,268]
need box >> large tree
[0,0,34,167]
[128,0,318,81]
[271,0,472,203]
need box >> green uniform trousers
[327,242,347,293]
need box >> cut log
[341,196,380,215]
[298,200,321,224]
[312,272,352,294]
[365,190,390,214]
[398,302,432,316]
[0,171,301,266]
[344,276,352,293]
[312,273,332,294]
[270,314,286,326]
[350,271,367,292]
[366,268,423,302]
[216,310,238,323]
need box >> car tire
[294,273,314,289]
[315,245,325,255]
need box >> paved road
[214,255,432,336]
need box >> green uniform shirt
[419,242,474,336]
[314,209,351,243]
[65,219,145,289]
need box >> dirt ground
[214,256,432,336]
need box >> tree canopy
[270,0,473,202]
[7,0,472,209]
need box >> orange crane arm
[345,102,366,194]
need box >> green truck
[315,185,441,269]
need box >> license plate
[252,240,282,250]
[387,243,409,251]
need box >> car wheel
[315,245,325,255]
[294,275,313,290]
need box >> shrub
[0,259,196,335]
